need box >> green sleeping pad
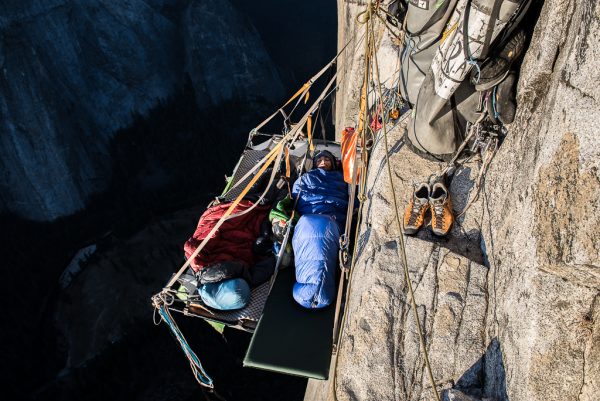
[243,265,336,380]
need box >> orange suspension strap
[307,115,315,154]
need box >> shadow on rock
[442,337,508,401]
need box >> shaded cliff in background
[0,0,283,222]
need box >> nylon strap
[165,142,285,289]
[165,75,338,289]
[253,32,359,134]
[282,82,310,108]
[307,116,314,154]
[284,147,291,179]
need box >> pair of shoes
[403,181,454,236]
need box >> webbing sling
[165,143,285,289]
[251,33,360,135]
[164,74,338,291]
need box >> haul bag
[406,0,525,159]
[400,0,458,104]
[243,266,336,379]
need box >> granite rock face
[480,0,600,399]
[183,0,283,109]
[306,0,599,400]
[0,0,283,221]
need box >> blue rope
[467,58,481,84]
[401,33,415,66]
[492,85,500,119]
[158,305,214,388]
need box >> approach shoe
[472,29,527,91]
[429,182,454,237]
[403,182,430,235]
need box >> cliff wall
[308,1,600,400]
[0,0,283,221]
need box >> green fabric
[221,175,233,196]
[176,284,189,301]
[243,266,336,380]
[206,320,226,334]
[269,196,298,223]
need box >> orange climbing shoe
[429,182,454,236]
[403,183,430,235]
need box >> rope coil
[157,305,215,389]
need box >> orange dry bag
[341,127,360,184]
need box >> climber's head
[313,150,336,171]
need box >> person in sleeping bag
[291,149,349,309]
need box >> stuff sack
[406,0,531,160]
[340,127,360,184]
[184,200,270,272]
[292,214,340,309]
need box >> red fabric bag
[184,200,270,272]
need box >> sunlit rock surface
[0,0,283,221]
[306,0,600,400]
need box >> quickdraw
[338,234,351,272]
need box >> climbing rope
[333,3,446,399]
[332,4,427,400]
[331,6,377,398]
[370,10,441,401]
[373,3,405,44]
[155,303,214,388]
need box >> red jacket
[184,200,270,272]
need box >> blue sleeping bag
[291,168,348,308]
[293,168,349,228]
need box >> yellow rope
[441,21,459,45]
[332,4,375,400]
[370,17,441,401]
